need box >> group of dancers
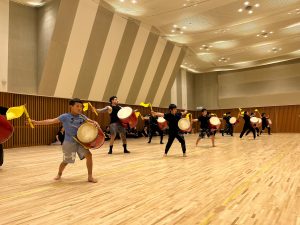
[0,96,272,183]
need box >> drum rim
[77,122,98,143]
[250,117,259,123]
[157,117,166,122]
[209,117,221,125]
[178,118,191,130]
[117,107,133,119]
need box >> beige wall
[189,58,300,110]
[37,0,60,85]
[7,1,37,94]
[218,59,300,108]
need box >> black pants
[148,125,163,143]
[246,127,259,136]
[0,144,3,166]
[261,125,271,135]
[240,125,256,139]
[222,123,233,136]
[165,133,186,154]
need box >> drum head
[209,117,221,126]
[0,115,14,144]
[77,123,98,143]
[178,118,190,130]
[250,117,259,123]
[117,107,133,119]
[229,117,237,124]
[157,117,166,123]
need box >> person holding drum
[142,112,164,144]
[260,113,271,135]
[96,96,130,154]
[222,112,234,136]
[193,108,217,147]
[28,98,99,183]
[245,112,260,137]
[0,106,9,167]
[239,111,256,139]
[152,104,187,157]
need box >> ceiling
[103,0,300,73]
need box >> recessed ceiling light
[173,24,178,28]
[182,26,187,29]
[120,0,125,2]
[256,30,274,38]
[131,0,137,3]
[183,3,187,6]
[238,1,260,14]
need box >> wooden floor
[0,133,299,225]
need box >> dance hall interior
[0,0,300,224]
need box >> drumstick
[23,105,34,129]
[88,102,98,116]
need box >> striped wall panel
[2,1,184,107]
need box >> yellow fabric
[23,106,34,128]
[135,112,141,118]
[139,102,151,107]
[185,113,191,118]
[83,103,89,111]
[6,105,25,120]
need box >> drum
[75,122,105,150]
[117,107,138,128]
[178,118,192,132]
[0,115,14,144]
[157,117,168,130]
[229,116,237,125]
[250,117,259,125]
[209,117,221,129]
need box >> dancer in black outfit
[96,96,130,154]
[152,104,187,157]
[245,112,260,137]
[240,111,256,139]
[222,112,233,136]
[260,113,271,135]
[143,113,164,144]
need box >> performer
[222,112,233,136]
[193,108,216,147]
[152,104,187,157]
[260,113,271,135]
[239,111,256,139]
[0,106,9,167]
[245,112,260,137]
[96,96,130,154]
[28,98,99,183]
[143,112,164,144]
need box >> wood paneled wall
[1,92,299,148]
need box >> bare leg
[211,135,215,147]
[85,151,97,183]
[109,134,116,146]
[120,133,127,145]
[54,162,68,180]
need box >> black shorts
[199,129,213,138]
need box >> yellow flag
[135,112,141,118]
[254,109,258,112]
[6,105,25,120]
[83,103,89,111]
[139,102,150,107]
[185,113,191,118]
[241,111,245,115]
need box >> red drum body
[178,118,192,132]
[117,107,138,128]
[209,117,221,129]
[76,122,105,150]
[0,115,14,144]
[157,117,168,130]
